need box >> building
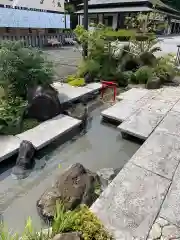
[76,0,180,34]
[0,0,71,46]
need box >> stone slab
[156,110,180,137]
[101,99,147,122]
[85,82,102,91]
[118,100,172,140]
[151,87,180,105]
[91,162,170,240]
[172,99,180,113]
[17,115,81,150]
[160,163,180,226]
[116,88,149,101]
[53,83,94,103]
[0,135,21,163]
[130,131,180,180]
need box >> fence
[0,32,75,48]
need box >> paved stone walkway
[92,86,180,240]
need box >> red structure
[101,80,117,102]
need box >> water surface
[0,104,140,232]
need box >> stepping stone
[85,82,102,91]
[17,115,81,150]
[172,99,180,113]
[116,88,149,101]
[0,136,21,162]
[53,83,93,103]
[101,99,147,122]
[152,87,180,104]
[118,99,172,140]
[91,162,170,240]
[130,131,180,179]
[160,163,180,226]
[156,110,180,137]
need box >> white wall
[0,7,70,28]
[0,0,65,12]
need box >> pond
[0,102,141,233]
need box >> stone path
[53,82,102,103]
[17,115,81,150]
[91,86,180,240]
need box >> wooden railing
[0,32,75,48]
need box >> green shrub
[135,66,153,84]
[0,41,54,99]
[52,203,112,240]
[154,54,176,83]
[130,73,138,84]
[0,97,27,134]
[77,59,101,78]
[116,71,132,87]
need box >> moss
[69,79,85,87]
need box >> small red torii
[101,80,118,102]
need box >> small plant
[66,75,85,87]
[0,96,27,134]
[52,202,112,240]
[154,53,176,83]
[135,66,153,84]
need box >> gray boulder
[12,140,35,179]
[27,85,61,121]
[146,77,161,89]
[37,163,101,223]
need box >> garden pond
[0,102,140,233]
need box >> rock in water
[12,140,35,179]
[97,168,120,190]
[52,232,82,240]
[37,163,101,223]
[27,85,61,121]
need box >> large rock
[52,232,82,240]
[27,85,61,121]
[12,140,35,179]
[37,163,101,223]
[146,77,161,89]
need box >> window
[6,27,10,33]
